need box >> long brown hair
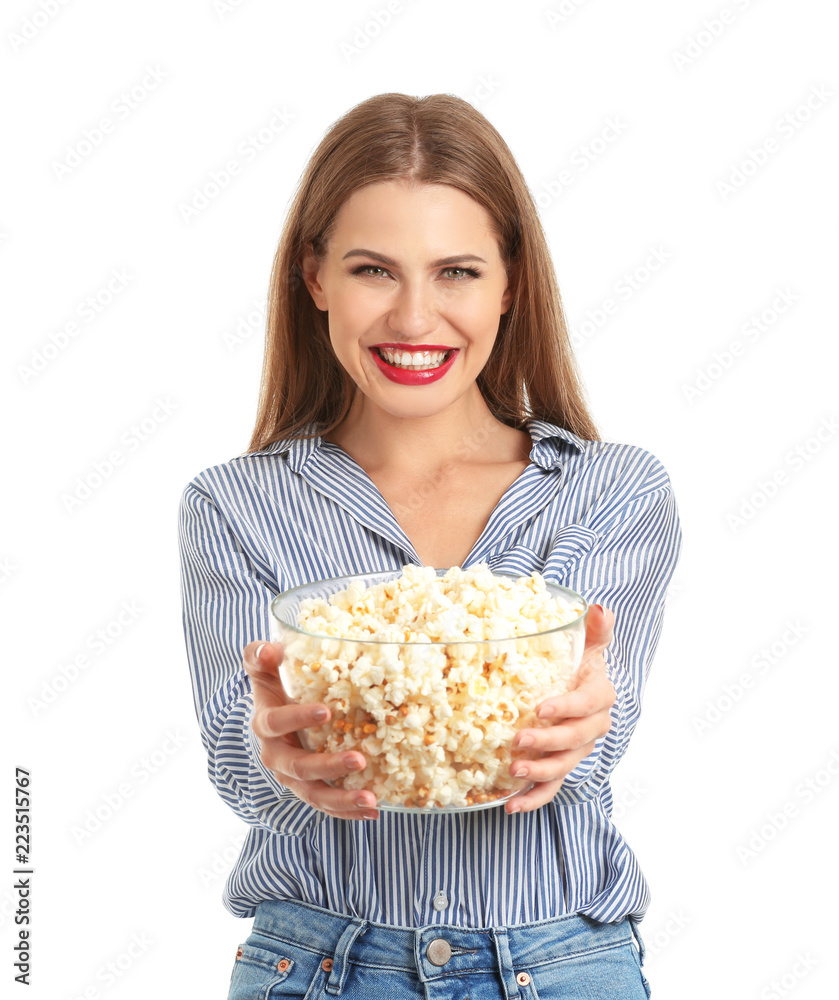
[248,93,599,451]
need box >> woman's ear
[500,265,516,315]
[300,242,329,311]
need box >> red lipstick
[370,345,459,386]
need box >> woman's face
[302,179,513,422]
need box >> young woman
[178,92,681,999]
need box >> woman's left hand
[505,604,616,815]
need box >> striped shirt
[177,419,681,926]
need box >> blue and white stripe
[178,419,681,926]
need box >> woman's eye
[442,267,480,280]
[356,265,388,277]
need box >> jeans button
[426,938,452,966]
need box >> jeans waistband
[250,898,636,996]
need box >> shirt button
[426,938,452,966]
[432,891,449,911]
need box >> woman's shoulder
[527,419,674,493]
[179,432,317,506]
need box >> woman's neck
[325,391,528,477]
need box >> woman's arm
[507,452,681,813]
[178,479,324,836]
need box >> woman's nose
[386,279,438,338]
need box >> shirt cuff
[245,722,325,837]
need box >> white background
[2,0,837,997]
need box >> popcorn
[279,563,586,810]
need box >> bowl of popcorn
[269,563,588,812]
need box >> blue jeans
[227,898,651,999]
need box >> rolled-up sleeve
[177,478,322,837]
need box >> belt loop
[325,918,367,995]
[491,927,521,1000]
[628,916,646,966]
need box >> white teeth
[378,348,450,370]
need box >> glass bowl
[269,567,588,813]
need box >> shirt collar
[524,419,587,470]
[256,418,588,474]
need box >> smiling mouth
[374,347,455,370]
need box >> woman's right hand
[244,641,380,821]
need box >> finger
[267,742,368,785]
[509,742,597,784]
[280,777,381,822]
[251,700,332,740]
[243,640,285,687]
[505,777,564,814]
[527,663,616,727]
[581,604,615,660]
[531,678,616,728]
[513,710,611,755]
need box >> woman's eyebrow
[342,249,487,267]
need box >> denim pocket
[526,941,650,999]
[227,937,322,999]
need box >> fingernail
[354,794,370,807]
[516,733,534,748]
[362,811,378,821]
[312,708,328,722]
[255,643,267,661]
[344,754,364,771]
[512,764,529,778]
[537,705,556,719]
[507,804,520,814]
